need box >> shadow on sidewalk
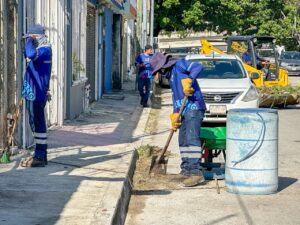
[0,148,133,225]
[0,82,146,224]
[278,176,298,192]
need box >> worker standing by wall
[150,52,206,187]
[21,24,52,167]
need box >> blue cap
[27,24,45,35]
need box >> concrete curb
[111,149,138,225]
[110,103,152,225]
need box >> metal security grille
[203,92,241,103]
[86,4,96,102]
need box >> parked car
[279,51,300,76]
[186,54,259,123]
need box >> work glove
[170,113,181,131]
[181,78,194,96]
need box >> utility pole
[17,0,24,147]
[142,0,147,48]
[0,0,9,150]
[65,0,72,119]
[0,0,3,149]
[150,0,154,46]
[7,0,16,113]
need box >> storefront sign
[130,0,137,17]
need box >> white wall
[25,0,88,125]
[31,0,66,126]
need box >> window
[191,59,247,79]
[72,1,87,83]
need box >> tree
[154,0,300,47]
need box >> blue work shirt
[170,59,206,114]
[135,53,153,79]
[242,51,252,63]
[22,37,52,102]
[242,51,262,64]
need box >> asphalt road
[125,76,300,225]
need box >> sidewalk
[0,80,149,225]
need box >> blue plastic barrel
[225,108,278,195]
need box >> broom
[0,99,23,163]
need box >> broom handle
[157,96,188,163]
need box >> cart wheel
[202,147,209,159]
[222,150,226,161]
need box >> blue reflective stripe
[226,180,276,188]
[227,137,277,142]
[35,139,47,144]
[181,153,201,158]
[187,62,194,72]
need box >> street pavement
[1,76,299,225]
[0,80,150,225]
[125,81,300,225]
[289,75,300,86]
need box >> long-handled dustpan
[149,95,188,174]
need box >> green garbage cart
[200,127,226,179]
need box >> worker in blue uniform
[21,24,52,167]
[242,46,270,78]
[150,53,206,187]
[135,45,153,107]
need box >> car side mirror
[250,72,260,79]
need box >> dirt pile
[133,145,188,190]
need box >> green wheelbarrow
[200,127,226,150]
[199,127,226,180]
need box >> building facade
[0,0,143,150]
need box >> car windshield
[191,59,247,79]
[281,52,300,60]
[257,49,274,58]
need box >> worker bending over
[150,53,206,187]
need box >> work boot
[172,173,188,182]
[20,156,45,167]
[182,175,205,187]
[143,103,149,108]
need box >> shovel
[150,95,188,174]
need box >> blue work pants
[26,100,47,160]
[138,78,151,105]
[179,110,204,176]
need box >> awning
[98,0,125,14]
